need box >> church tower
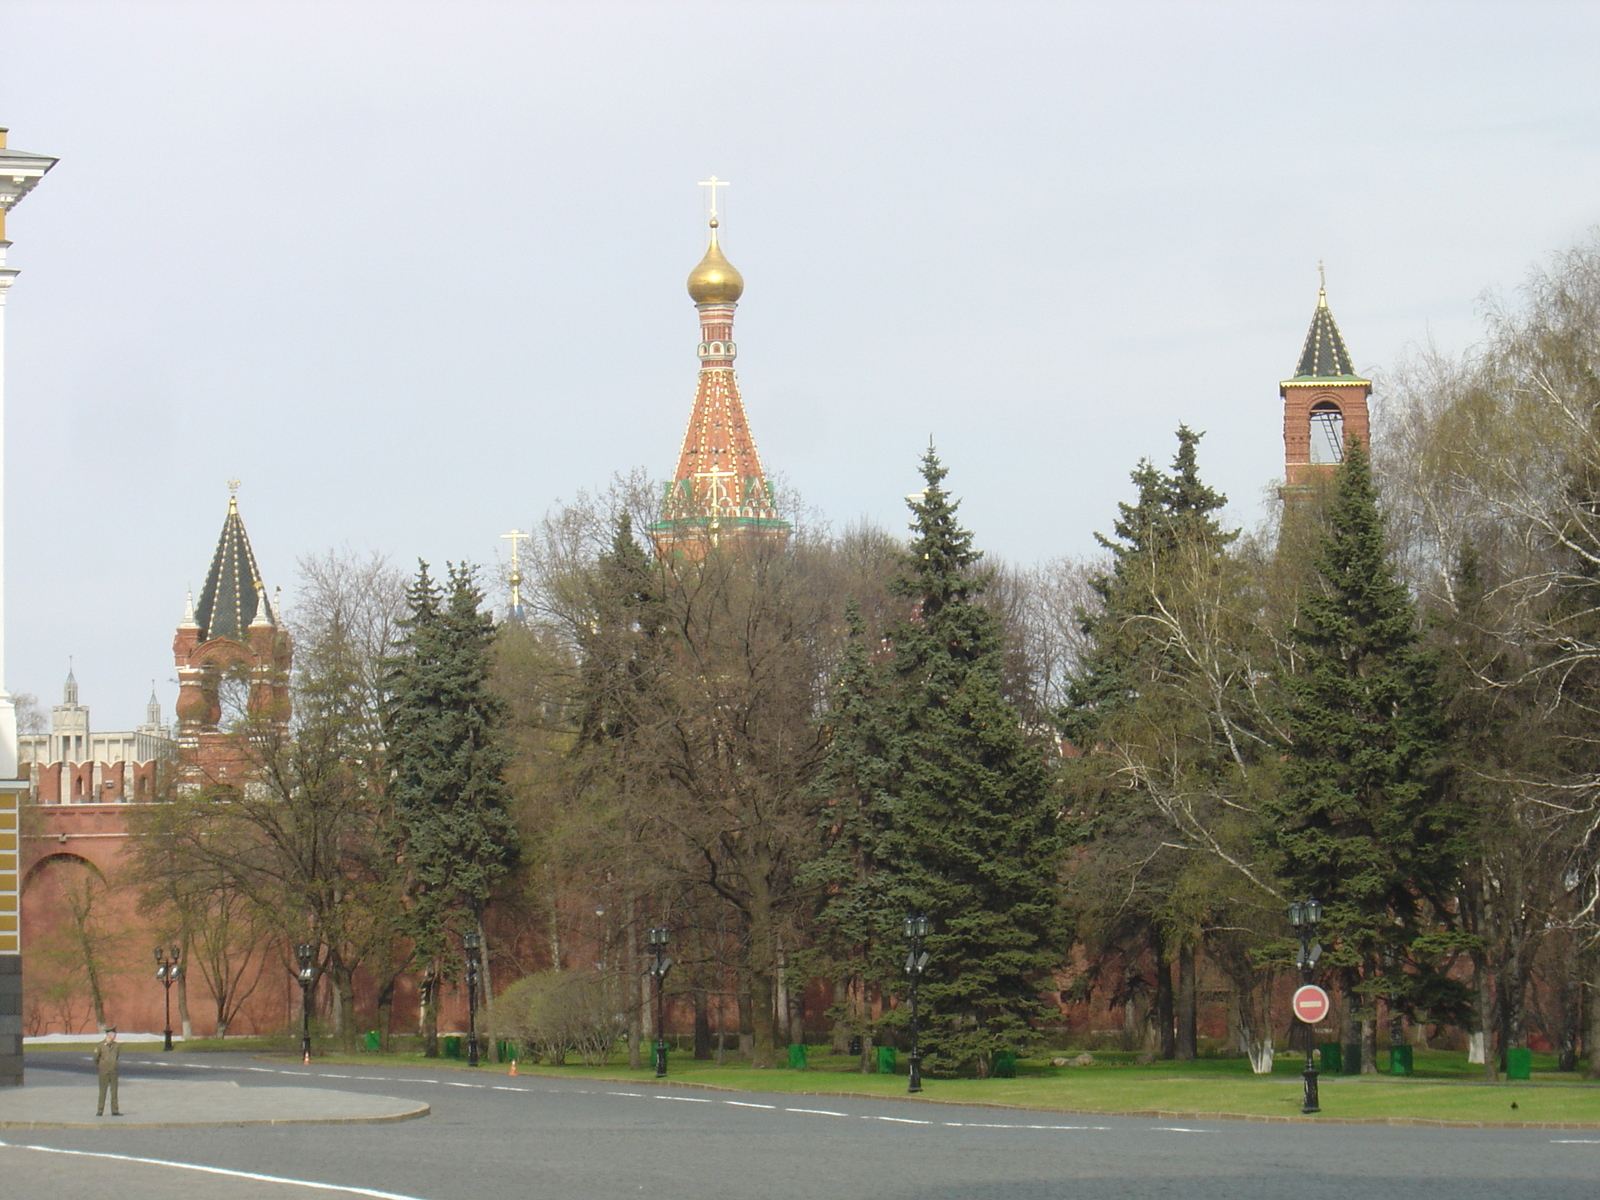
[648,181,790,558]
[1280,273,1370,497]
[172,485,291,790]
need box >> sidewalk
[0,1078,428,1130]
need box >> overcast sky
[3,0,1599,727]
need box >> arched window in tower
[1309,400,1345,464]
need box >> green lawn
[164,1042,1599,1126]
[34,1037,1596,1124]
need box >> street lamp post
[464,929,482,1067]
[646,926,672,1078]
[1288,899,1324,1115]
[153,946,181,1052]
[903,916,931,1095]
[296,943,316,1064]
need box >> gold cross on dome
[698,175,729,221]
[227,478,241,496]
[500,528,529,570]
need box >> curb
[0,1102,430,1131]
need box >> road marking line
[442,1082,479,1088]
[395,1079,440,1084]
[1552,1139,1600,1144]
[869,1115,931,1124]
[607,1091,645,1097]
[724,1101,776,1109]
[656,1095,712,1102]
[786,1108,847,1116]
[1152,1127,1213,1133]
[490,1086,525,1092]
[0,1140,434,1200]
[323,1073,354,1078]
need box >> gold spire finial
[1318,260,1327,308]
[501,529,529,615]
[227,478,241,513]
[687,179,744,304]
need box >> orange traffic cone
[508,1059,517,1076]
[303,1050,311,1065]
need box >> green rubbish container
[1319,1043,1342,1073]
[1342,1043,1362,1075]
[788,1044,808,1070]
[364,1030,380,1052]
[498,1039,517,1063]
[992,1051,1017,1079]
[876,1046,898,1075]
[1389,1045,1413,1076]
[1507,1047,1533,1080]
[443,1035,462,1060]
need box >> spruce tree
[387,563,520,953]
[814,448,1064,1075]
[1264,437,1457,1043]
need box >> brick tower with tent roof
[1280,270,1371,498]
[172,484,291,791]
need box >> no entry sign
[1292,984,1331,1024]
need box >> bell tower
[1280,271,1370,498]
[648,179,790,559]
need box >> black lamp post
[295,943,315,1064]
[646,926,672,1078]
[1288,898,1324,1115]
[903,916,931,1094]
[153,946,181,1052]
[464,929,482,1068]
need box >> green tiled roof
[195,501,273,642]
[1293,294,1357,379]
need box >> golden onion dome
[687,218,744,304]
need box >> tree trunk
[1587,952,1600,1080]
[477,912,498,1063]
[693,988,712,1059]
[422,965,439,1057]
[177,958,193,1041]
[749,969,777,1068]
[626,900,643,1069]
[1360,960,1377,1074]
[377,979,394,1055]
[336,969,358,1054]
[1176,942,1197,1061]
[1154,933,1176,1060]
[737,977,753,1059]
[830,978,852,1053]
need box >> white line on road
[785,1108,848,1116]
[1551,1139,1600,1144]
[0,1140,435,1200]
[656,1095,713,1102]
[1152,1127,1214,1133]
[607,1091,644,1098]
[724,1101,776,1109]
[868,1115,931,1124]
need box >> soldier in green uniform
[94,1027,122,1116]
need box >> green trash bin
[992,1051,1017,1079]
[1318,1042,1341,1072]
[498,1039,517,1063]
[1389,1045,1413,1076]
[364,1030,380,1052]
[788,1044,808,1070]
[876,1046,898,1075]
[1507,1047,1533,1080]
[1342,1043,1362,1075]
[443,1035,462,1059]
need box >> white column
[0,134,57,779]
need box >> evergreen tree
[814,448,1064,1075]
[1264,438,1459,1051]
[387,563,521,954]
[1062,426,1235,747]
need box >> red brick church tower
[649,181,790,558]
[172,485,291,789]
[1280,273,1370,497]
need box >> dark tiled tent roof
[194,500,273,642]
[1293,293,1358,379]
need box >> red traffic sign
[1292,984,1331,1025]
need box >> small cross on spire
[698,175,729,222]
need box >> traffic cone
[508,1059,517,1076]
[303,1050,311,1065]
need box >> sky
[2,0,1599,727]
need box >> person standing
[94,1027,121,1116]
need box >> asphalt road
[4,1050,1597,1200]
